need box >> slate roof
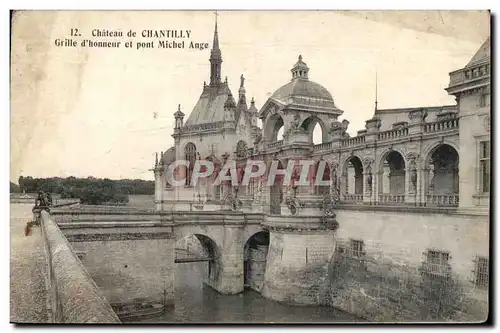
[466,37,490,68]
[184,84,233,126]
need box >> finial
[375,71,378,111]
[299,55,302,61]
[204,81,206,88]
[155,152,158,166]
[251,97,255,105]
[225,76,228,84]
[178,104,181,112]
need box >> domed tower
[257,56,341,305]
[258,55,344,147]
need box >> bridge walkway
[10,203,49,323]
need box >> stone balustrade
[426,194,459,207]
[341,135,365,147]
[41,211,120,323]
[377,127,409,141]
[313,142,332,152]
[423,118,459,133]
[378,194,405,204]
[342,194,363,203]
[449,63,490,86]
[267,140,284,149]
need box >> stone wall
[63,228,175,307]
[261,230,336,305]
[327,208,489,322]
[40,211,120,323]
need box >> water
[138,262,365,323]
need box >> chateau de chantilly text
[54,28,209,50]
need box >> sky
[10,10,490,182]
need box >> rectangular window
[475,256,489,288]
[427,250,449,265]
[479,93,490,107]
[480,141,490,193]
[424,249,450,277]
[350,239,365,258]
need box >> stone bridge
[51,207,283,305]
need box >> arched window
[184,142,197,186]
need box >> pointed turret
[224,91,236,124]
[224,91,236,109]
[248,97,258,127]
[209,15,223,86]
[248,97,258,114]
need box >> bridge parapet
[52,207,264,226]
[40,211,120,323]
[262,215,330,231]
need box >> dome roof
[271,79,334,102]
[268,55,337,111]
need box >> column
[405,166,416,205]
[382,165,390,193]
[418,167,427,206]
[340,172,348,201]
[363,170,374,204]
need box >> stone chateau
[147,19,490,322]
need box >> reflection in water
[139,262,364,323]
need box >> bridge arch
[175,232,221,287]
[243,230,270,292]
